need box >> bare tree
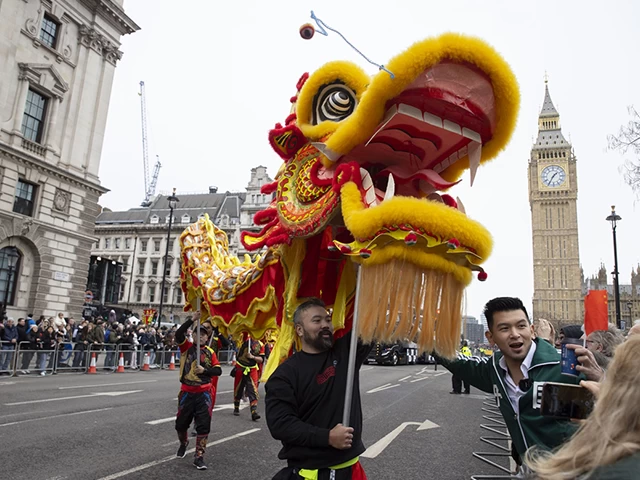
[608,106,640,198]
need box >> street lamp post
[157,189,179,331]
[1,248,20,320]
[627,301,633,326]
[606,205,622,329]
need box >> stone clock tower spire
[528,80,583,328]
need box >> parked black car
[366,341,418,366]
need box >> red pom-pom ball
[404,232,418,246]
[299,24,315,39]
[478,272,488,282]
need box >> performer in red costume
[233,333,264,421]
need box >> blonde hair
[525,336,640,479]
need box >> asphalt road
[0,363,510,480]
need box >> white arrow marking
[366,383,400,394]
[0,408,113,428]
[361,419,440,458]
[96,428,261,480]
[410,376,431,383]
[4,390,143,406]
[145,403,248,425]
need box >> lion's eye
[312,82,357,125]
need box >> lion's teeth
[468,141,481,187]
[384,173,396,201]
[360,168,378,207]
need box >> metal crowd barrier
[470,395,520,480]
[2,341,236,376]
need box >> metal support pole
[342,267,362,427]
[612,224,621,329]
[157,205,173,331]
[196,297,201,366]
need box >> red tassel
[478,272,488,282]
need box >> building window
[140,240,147,252]
[13,179,37,217]
[114,238,121,249]
[119,283,126,301]
[181,214,191,224]
[125,238,131,249]
[138,260,145,275]
[165,260,171,277]
[151,261,158,276]
[150,215,159,224]
[148,285,156,303]
[122,257,129,273]
[168,239,174,252]
[175,288,183,305]
[0,247,22,307]
[135,285,142,302]
[22,90,48,143]
[40,14,59,48]
[163,287,169,304]
[154,240,161,252]
[105,238,111,249]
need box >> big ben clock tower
[528,81,583,328]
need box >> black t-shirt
[265,332,372,469]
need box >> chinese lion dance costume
[180,33,519,379]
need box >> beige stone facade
[0,1,138,319]
[528,84,584,328]
[91,166,273,322]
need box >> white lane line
[398,376,412,382]
[146,403,248,425]
[366,383,400,394]
[217,390,234,394]
[360,366,374,372]
[59,380,157,390]
[433,372,447,377]
[5,390,143,406]
[0,381,17,386]
[96,428,261,480]
[0,408,113,427]
[410,376,431,383]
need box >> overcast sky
[100,0,640,320]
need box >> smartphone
[540,382,595,420]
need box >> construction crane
[139,80,161,207]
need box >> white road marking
[217,390,234,394]
[366,383,400,394]
[433,372,447,377]
[0,408,113,427]
[410,376,431,383]
[59,380,157,390]
[398,376,412,382]
[96,428,261,480]
[4,390,143,406]
[0,381,16,386]
[361,419,440,458]
[360,366,374,372]
[145,403,248,425]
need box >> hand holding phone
[540,382,595,420]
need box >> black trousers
[175,390,213,435]
[452,375,470,393]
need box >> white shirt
[498,341,537,415]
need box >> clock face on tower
[541,165,566,188]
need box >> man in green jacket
[438,297,581,465]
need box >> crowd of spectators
[0,310,238,376]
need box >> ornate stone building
[528,82,584,328]
[583,265,640,329]
[0,1,138,320]
[91,166,273,322]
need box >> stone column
[11,76,30,135]
[45,96,61,152]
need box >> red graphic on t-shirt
[316,365,336,385]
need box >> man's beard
[304,329,333,351]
